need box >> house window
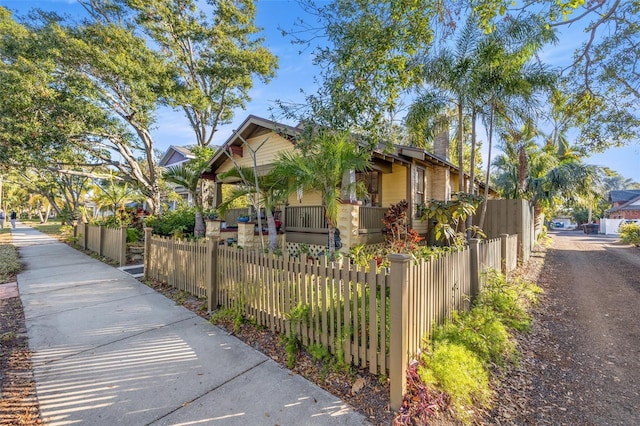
[416,167,425,216]
[356,171,380,206]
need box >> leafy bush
[60,225,78,244]
[127,227,142,243]
[418,341,490,423]
[144,207,195,237]
[57,206,76,225]
[383,200,424,253]
[433,306,515,365]
[619,223,640,246]
[400,271,542,425]
[476,271,542,332]
[92,214,131,228]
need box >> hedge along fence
[142,228,520,410]
[75,222,127,267]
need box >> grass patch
[210,305,246,334]
[0,228,12,243]
[32,222,64,239]
[0,244,21,283]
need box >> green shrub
[418,341,490,423]
[210,306,245,334]
[433,306,515,365]
[144,207,196,237]
[476,271,541,332]
[619,223,640,246]
[92,214,131,228]
[126,227,142,243]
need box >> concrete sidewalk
[13,223,369,426]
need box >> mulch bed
[0,294,42,425]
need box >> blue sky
[2,0,639,183]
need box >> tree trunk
[479,103,495,231]
[518,146,528,195]
[457,101,464,193]
[194,210,205,238]
[466,109,478,238]
[266,208,278,250]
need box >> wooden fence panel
[146,236,207,298]
[506,234,518,272]
[102,227,126,267]
[479,238,502,287]
[87,224,102,254]
[215,246,391,375]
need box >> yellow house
[202,115,493,253]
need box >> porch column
[237,222,257,249]
[212,181,223,208]
[338,202,360,253]
[206,219,222,240]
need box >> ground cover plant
[395,270,542,425]
[0,243,21,283]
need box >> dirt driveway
[496,230,640,425]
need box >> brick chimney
[433,121,449,161]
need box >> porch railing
[284,205,327,232]
[223,207,251,227]
[359,206,386,232]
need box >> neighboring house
[606,190,640,219]
[159,145,196,209]
[201,115,496,252]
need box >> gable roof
[204,115,300,175]
[608,193,640,213]
[608,190,640,204]
[159,145,195,167]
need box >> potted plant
[206,210,219,221]
[237,215,251,223]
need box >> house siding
[287,190,323,206]
[165,151,187,166]
[382,163,408,206]
[217,132,293,175]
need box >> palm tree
[419,17,484,193]
[493,136,600,225]
[92,175,139,221]
[163,163,206,237]
[274,130,372,259]
[217,167,290,251]
[473,17,557,230]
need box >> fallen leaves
[0,297,42,425]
